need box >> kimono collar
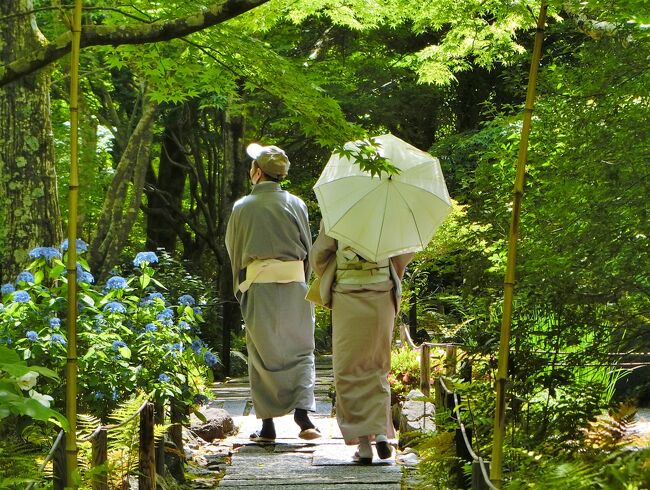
[251,181,282,194]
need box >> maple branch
[0,0,270,87]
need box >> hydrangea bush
[0,242,218,419]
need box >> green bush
[0,242,218,420]
[389,347,420,403]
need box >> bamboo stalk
[65,0,83,486]
[489,2,548,486]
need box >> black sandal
[249,430,275,443]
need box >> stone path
[208,356,404,489]
[630,408,650,449]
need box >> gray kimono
[225,181,316,419]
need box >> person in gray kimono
[225,143,320,442]
[310,224,413,463]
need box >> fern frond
[581,401,638,452]
[0,436,48,487]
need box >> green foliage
[0,436,52,490]
[414,408,464,489]
[0,345,67,428]
[506,402,650,489]
[334,137,402,178]
[313,305,332,353]
[389,347,420,402]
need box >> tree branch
[0,0,270,87]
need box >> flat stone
[399,389,435,448]
[312,444,396,466]
[220,463,401,486]
[220,484,400,489]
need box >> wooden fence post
[92,428,108,490]
[455,427,473,488]
[168,400,186,481]
[154,401,165,476]
[445,345,457,376]
[139,402,156,490]
[53,435,67,490]
[472,460,491,490]
[420,344,431,396]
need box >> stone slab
[312,444,396,466]
[219,483,400,489]
[220,464,402,485]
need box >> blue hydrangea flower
[191,339,203,354]
[28,247,62,262]
[74,263,95,284]
[112,389,118,401]
[103,301,126,314]
[26,330,39,341]
[61,238,89,253]
[111,340,127,351]
[133,251,159,267]
[178,294,196,306]
[204,352,219,367]
[51,334,66,345]
[170,343,184,352]
[78,270,95,284]
[144,323,157,332]
[160,319,173,327]
[16,271,34,283]
[1,283,15,295]
[158,373,170,383]
[49,317,61,328]
[193,306,203,316]
[13,291,30,303]
[178,321,190,331]
[106,276,128,290]
[94,391,104,400]
[157,308,174,320]
[140,292,165,306]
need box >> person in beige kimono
[226,143,320,442]
[309,224,413,463]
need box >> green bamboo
[490,2,548,487]
[65,0,83,486]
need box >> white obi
[239,259,305,293]
[335,244,390,285]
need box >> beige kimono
[310,225,412,444]
[226,182,316,419]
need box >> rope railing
[25,430,65,490]
[399,323,495,490]
[29,399,160,490]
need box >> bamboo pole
[65,0,83,486]
[490,2,548,487]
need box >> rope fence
[27,399,165,490]
[399,324,496,490]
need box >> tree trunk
[215,109,246,377]
[89,99,157,279]
[0,0,62,283]
[144,107,189,253]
